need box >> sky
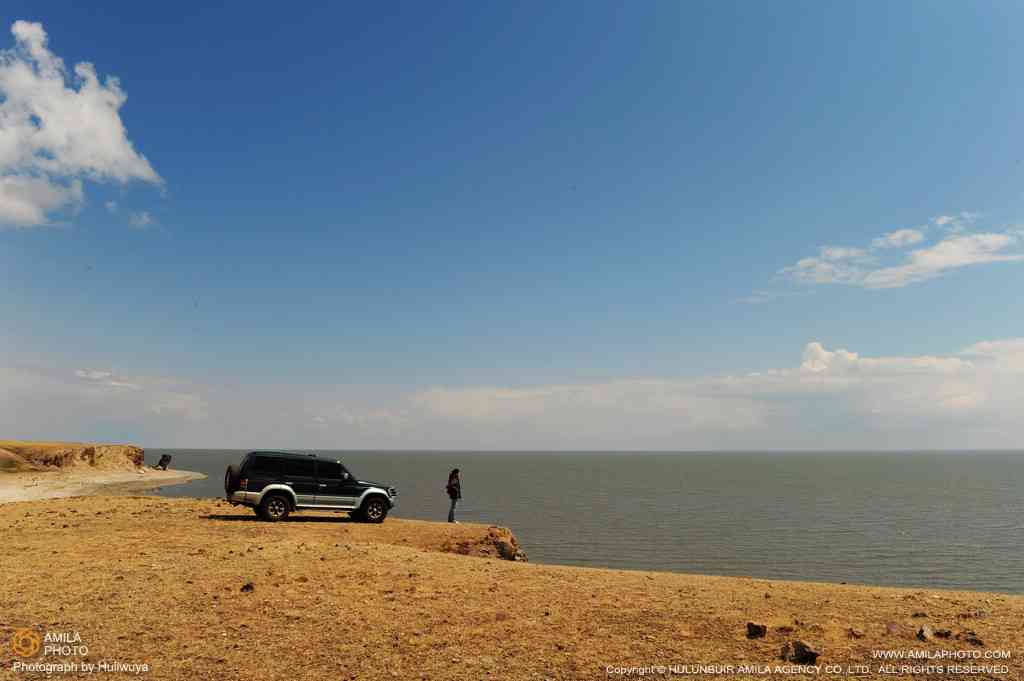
[2,1,1023,450]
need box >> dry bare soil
[1,496,1021,681]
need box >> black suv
[224,451,396,523]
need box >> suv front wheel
[259,493,291,522]
[361,497,389,523]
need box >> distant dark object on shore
[153,454,172,470]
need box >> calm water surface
[149,450,1024,594]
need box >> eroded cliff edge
[0,440,145,472]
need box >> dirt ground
[1,495,1021,680]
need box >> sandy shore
[0,467,206,504]
[1,495,1020,681]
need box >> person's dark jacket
[446,478,461,500]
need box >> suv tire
[258,493,291,522]
[361,496,389,523]
[224,465,241,494]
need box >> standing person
[446,468,461,523]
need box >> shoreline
[2,460,1015,599]
[6,466,1017,598]
[0,467,207,504]
[2,494,1020,680]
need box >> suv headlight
[388,487,396,497]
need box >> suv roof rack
[247,450,316,459]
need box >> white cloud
[781,214,1023,289]
[960,339,1024,370]
[148,392,205,420]
[310,404,407,429]
[128,210,152,228]
[4,339,1024,449]
[0,20,160,227]
[0,175,82,226]
[1,364,206,445]
[859,233,1024,288]
[736,289,813,305]
[819,246,869,261]
[405,338,1022,448]
[871,228,924,249]
[74,368,140,390]
[104,200,117,213]
[74,369,113,381]
[738,290,771,304]
[932,212,980,234]
[737,290,778,305]
[775,245,874,286]
[797,341,971,375]
[412,381,765,435]
[784,256,860,285]
[412,343,978,427]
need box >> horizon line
[150,447,1024,454]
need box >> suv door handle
[318,483,327,487]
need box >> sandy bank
[0,467,206,504]
[1,496,1020,681]
[0,439,206,504]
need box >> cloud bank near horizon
[3,338,1023,451]
[0,20,160,227]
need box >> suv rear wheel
[224,465,241,494]
[361,496,389,523]
[258,493,291,522]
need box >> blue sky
[2,2,1023,448]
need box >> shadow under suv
[224,451,396,522]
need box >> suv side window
[247,455,280,476]
[317,461,345,479]
[283,458,316,478]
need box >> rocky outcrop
[492,528,528,562]
[0,448,45,472]
[0,441,145,471]
[441,525,529,562]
